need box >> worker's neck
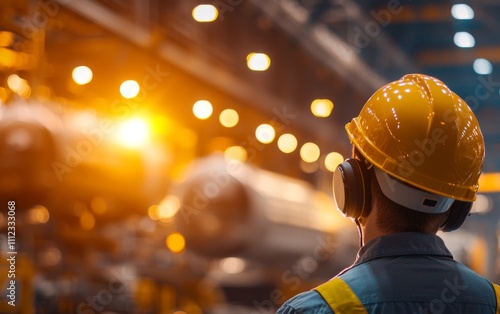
[360,206,387,246]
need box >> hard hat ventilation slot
[422,198,438,207]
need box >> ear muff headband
[440,200,472,232]
[333,158,371,220]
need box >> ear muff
[333,158,371,220]
[440,200,472,232]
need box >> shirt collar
[355,232,453,265]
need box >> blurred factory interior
[0,0,500,313]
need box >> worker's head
[333,74,485,233]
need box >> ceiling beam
[250,0,387,95]
[418,46,500,66]
[386,4,452,23]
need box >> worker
[276,74,500,313]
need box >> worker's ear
[333,158,372,220]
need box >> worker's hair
[354,148,450,234]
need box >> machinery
[170,155,359,310]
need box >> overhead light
[453,32,475,48]
[192,100,213,120]
[255,123,275,144]
[451,4,474,20]
[277,133,298,153]
[300,142,320,163]
[473,58,492,75]
[115,117,150,148]
[219,108,239,128]
[324,152,344,172]
[120,80,140,98]
[72,65,93,85]
[311,99,334,117]
[246,53,271,71]
[192,4,218,22]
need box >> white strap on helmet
[374,167,454,213]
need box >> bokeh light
[192,4,218,22]
[255,124,275,144]
[72,65,93,85]
[115,117,150,148]
[247,53,271,71]
[473,58,492,75]
[157,195,181,222]
[120,80,140,99]
[451,4,474,20]
[224,145,247,161]
[311,99,334,117]
[454,32,475,48]
[300,142,320,163]
[193,100,213,120]
[277,133,298,153]
[324,152,344,172]
[166,233,186,253]
[219,109,239,127]
[219,257,246,274]
[27,205,50,224]
[80,211,95,230]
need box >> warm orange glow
[157,196,180,221]
[27,205,50,224]
[0,87,7,103]
[166,233,186,253]
[0,31,14,47]
[90,197,108,215]
[0,48,17,67]
[115,117,150,148]
[80,211,95,230]
[7,74,30,97]
[478,172,500,192]
[148,205,160,220]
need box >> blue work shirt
[277,232,498,313]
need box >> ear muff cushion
[333,158,371,220]
[440,200,472,232]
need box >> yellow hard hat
[346,73,485,201]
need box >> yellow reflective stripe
[493,283,500,314]
[315,278,368,314]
